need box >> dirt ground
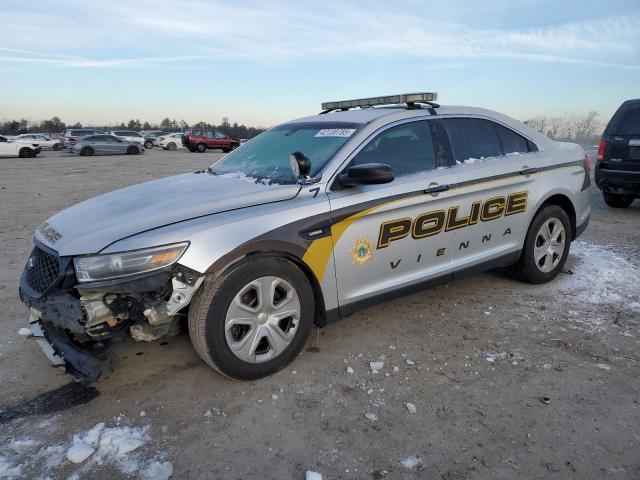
[0,148,638,480]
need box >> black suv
[595,100,640,208]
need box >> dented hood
[35,172,300,256]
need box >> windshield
[209,122,361,184]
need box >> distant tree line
[0,116,265,139]
[524,111,602,146]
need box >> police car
[19,93,591,381]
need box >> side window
[495,123,530,154]
[0,136,6,142]
[205,131,215,138]
[351,120,437,177]
[443,118,503,163]
[214,131,226,139]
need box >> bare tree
[571,111,600,144]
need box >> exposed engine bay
[21,255,204,382]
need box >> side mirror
[338,163,394,187]
[289,151,311,180]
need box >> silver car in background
[68,134,145,156]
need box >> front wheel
[188,257,314,380]
[18,147,32,158]
[167,142,177,150]
[53,143,61,151]
[515,205,571,284]
[144,140,154,149]
[126,146,138,155]
[196,143,206,153]
[603,192,634,208]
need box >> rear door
[602,101,640,173]
[437,117,540,273]
[329,118,459,310]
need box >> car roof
[283,104,551,148]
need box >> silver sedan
[68,134,145,156]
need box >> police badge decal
[351,236,374,266]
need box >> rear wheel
[18,147,32,158]
[144,140,154,149]
[222,148,230,153]
[80,146,94,156]
[167,142,177,150]
[196,143,206,153]
[603,192,634,208]
[515,205,571,284]
[188,257,314,380]
[53,143,61,151]
[126,146,138,155]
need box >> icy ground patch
[553,241,640,310]
[0,420,172,479]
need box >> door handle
[424,184,450,194]
[519,166,538,175]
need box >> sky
[0,0,639,128]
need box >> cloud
[0,1,638,70]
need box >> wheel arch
[203,246,328,327]
[536,192,577,240]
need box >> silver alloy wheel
[224,276,301,363]
[534,217,566,273]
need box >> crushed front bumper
[25,309,105,382]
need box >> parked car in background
[157,132,184,150]
[182,129,239,153]
[0,135,41,157]
[14,133,62,150]
[239,138,248,145]
[68,135,145,156]
[61,129,108,148]
[141,130,168,149]
[110,130,145,144]
[595,99,640,208]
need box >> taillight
[583,152,591,172]
[596,139,607,162]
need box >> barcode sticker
[315,129,356,138]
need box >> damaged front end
[19,242,203,382]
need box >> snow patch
[17,327,32,337]
[306,470,323,480]
[556,242,640,311]
[400,455,423,469]
[405,402,417,414]
[0,455,22,479]
[365,412,378,421]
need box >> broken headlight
[74,242,188,282]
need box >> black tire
[127,146,138,155]
[80,146,94,157]
[53,143,60,151]
[167,142,177,150]
[222,148,230,154]
[189,146,197,153]
[144,140,154,149]
[603,192,634,208]
[188,256,315,380]
[18,147,31,158]
[514,205,571,284]
[196,143,206,153]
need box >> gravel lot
[0,148,639,480]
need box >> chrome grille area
[25,247,61,294]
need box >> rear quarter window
[494,123,531,154]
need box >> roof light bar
[321,92,438,111]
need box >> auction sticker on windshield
[315,129,356,137]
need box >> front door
[328,119,459,311]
